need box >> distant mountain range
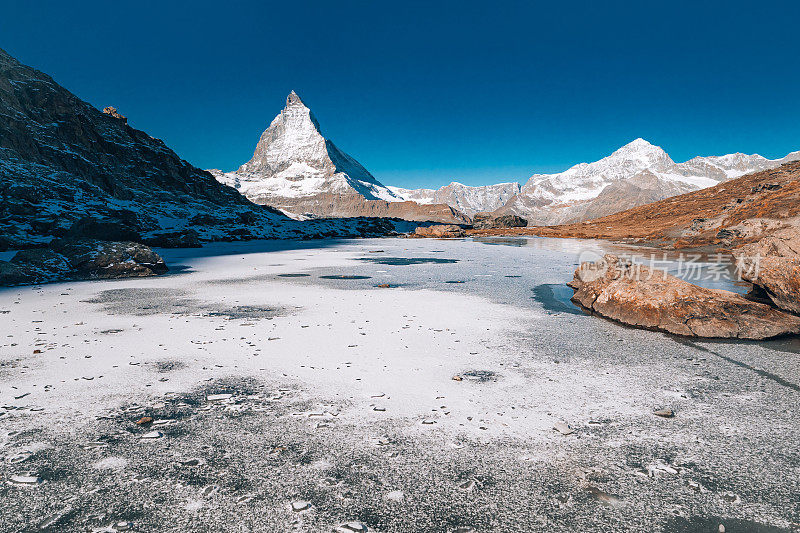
[493,138,800,224]
[392,138,800,223]
[212,93,798,225]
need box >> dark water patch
[474,237,528,247]
[356,257,459,265]
[662,516,788,533]
[277,273,310,278]
[461,370,500,382]
[83,288,197,316]
[319,275,372,280]
[161,264,193,275]
[147,360,188,373]
[505,275,522,278]
[84,287,287,320]
[205,305,284,320]
[531,284,584,315]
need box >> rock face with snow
[214,92,469,224]
[0,239,168,286]
[0,48,419,255]
[493,139,800,225]
[389,182,521,217]
[234,91,399,202]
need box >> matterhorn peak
[229,91,400,202]
[286,90,304,107]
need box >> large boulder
[492,215,528,228]
[0,261,38,286]
[52,240,168,279]
[414,225,466,238]
[736,227,800,314]
[472,213,528,229]
[569,254,800,339]
[0,240,170,286]
[472,213,494,229]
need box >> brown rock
[472,213,527,229]
[568,254,800,339]
[102,106,128,124]
[736,227,800,314]
[414,225,466,238]
[653,408,675,418]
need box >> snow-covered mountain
[389,182,521,216]
[494,138,800,224]
[211,92,469,224]
[391,138,799,225]
[214,91,399,203]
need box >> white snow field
[1,237,798,532]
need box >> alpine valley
[3,8,800,533]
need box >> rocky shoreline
[568,254,800,340]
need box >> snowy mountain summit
[215,91,399,203]
[211,92,469,223]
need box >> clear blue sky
[2,0,799,188]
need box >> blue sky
[2,0,799,188]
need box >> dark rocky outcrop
[64,217,142,242]
[0,47,285,250]
[0,239,168,286]
[568,254,800,339]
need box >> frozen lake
[1,236,797,532]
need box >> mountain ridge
[393,138,799,224]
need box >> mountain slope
[212,92,469,224]
[389,182,521,216]
[0,49,412,250]
[471,160,800,249]
[493,139,799,224]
